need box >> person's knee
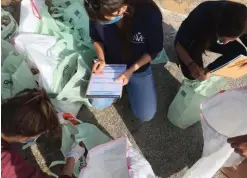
[89,98,113,110]
[133,107,157,121]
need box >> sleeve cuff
[149,51,161,60]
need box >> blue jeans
[89,67,157,121]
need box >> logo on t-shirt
[132,32,145,44]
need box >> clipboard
[86,64,127,98]
[211,55,247,78]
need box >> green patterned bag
[1,54,37,100]
[168,76,228,129]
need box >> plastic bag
[151,48,169,65]
[19,0,44,33]
[1,54,38,99]
[56,53,93,104]
[79,137,155,178]
[26,45,92,103]
[168,76,228,129]
[14,33,57,55]
[50,99,83,116]
[18,34,76,94]
[26,45,59,93]
[50,114,111,177]
[38,5,62,35]
[1,8,18,42]
[183,87,247,178]
[1,39,17,65]
[50,0,92,48]
[14,32,94,105]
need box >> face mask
[99,15,123,25]
[217,39,225,45]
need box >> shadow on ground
[113,63,203,177]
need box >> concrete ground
[158,0,247,14]
[18,1,247,178]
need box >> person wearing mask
[84,0,164,121]
[175,1,247,80]
[1,89,85,178]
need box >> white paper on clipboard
[86,64,127,98]
[211,55,247,78]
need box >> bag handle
[31,0,41,19]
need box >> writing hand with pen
[92,59,105,74]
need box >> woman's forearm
[93,42,105,61]
[62,158,75,177]
[175,43,194,66]
[128,53,152,72]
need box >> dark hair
[217,1,247,37]
[84,0,154,21]
[84,0,159,60]
[1,89,61,137]
[85,0,125,21]
[191,1,247,55]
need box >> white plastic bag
[26,45,59,93]
[168,76,228,129]
[19,0,44,33]
[14,34,57,55]
[183,87,247,178]
[79,137,155,178]
[14,33,93,106]
[14,34,58,91]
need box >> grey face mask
[217,39,225,45]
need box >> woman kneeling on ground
[175,1,247,80]
[1,89,85,178]
[84,0,164,121]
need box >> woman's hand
[92,60,106,74]
[115,69,133,86]
[228,135,247,159]
[63,142,85,177]
[188,62,209,81]
[66,142,86,163]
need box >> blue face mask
[99,15,123,25]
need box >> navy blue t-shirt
[175,1,247,50]
[89,4,163,72]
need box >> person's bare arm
[62,158,75,177]
[175,43,208,80]
[228,134,247,159]
[93,42,105,61]
[115,53,152,85]
[92,42,106,73]
[175,43,194,66]
[128,53,152,72]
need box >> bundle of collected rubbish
[1,0,97,116]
